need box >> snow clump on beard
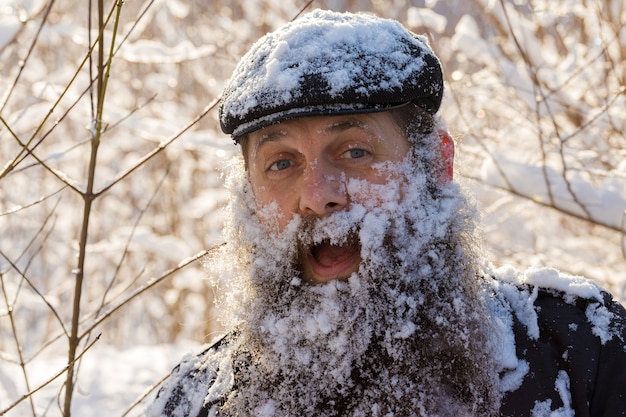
[207,133,500,416]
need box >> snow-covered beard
[208,135,500,416]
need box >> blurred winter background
[0,0,623,415]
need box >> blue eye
[270,159,292,171]
[343,148,366,159]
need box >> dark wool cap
[219,9,444,140]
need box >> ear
[438,130,454,183]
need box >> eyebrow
[322,119,369,135]
[251,129,288,158]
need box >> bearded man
[147,10,626,417]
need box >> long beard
[208,151,500,416]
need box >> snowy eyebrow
[252,129,289,158]
[323,119,370,135]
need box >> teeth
[308,237,360,263]
[310,242,322,258]
[297,205,366,246]
[307,240,332,261]
[299,222,360,247]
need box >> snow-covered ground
[0,341,199,416]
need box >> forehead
[256,117,369,142]
[245,112,401,149]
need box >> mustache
[295,206,367,247]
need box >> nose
[298,161,348,217]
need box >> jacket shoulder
[488,266,626,416]
[490,265,625,343]
[145,333,236,417]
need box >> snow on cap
[219,9,444,140]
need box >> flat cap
[219,9,443,139]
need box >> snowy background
[0,0,624,416]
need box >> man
[147,10,626,417]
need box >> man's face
[213,110,499,415]
[245,112,411,284]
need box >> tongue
[314,242,355,267]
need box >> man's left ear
[438,130,454,183]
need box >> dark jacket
[499,285,626,416]
[146,278,626,417]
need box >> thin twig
[0,186,66,217]
[559,91,624,143]
[0,0,55,114]
[498,0,592,219]
[9,90,160,180]
[0,334,101,416]
[292,0,315,21]
[113,0,157,56]
[22,248,211,365]
[95,164,171,318]
[0,197,68,341]
[81,249,213,338]
[0,272,36,416]
[0,0,120,182]
[120,371,172,417]
[466,174,623,233]
[0,250,69,339]
[93,98,220,197]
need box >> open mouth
[302,238,361,283]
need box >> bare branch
[0,186,66,217]
[0,334,101,416]
[0,0,55,114]
[121,371,172,417]
[62,1,126,413]
[466,174,624,234]
[95,164,171,317]
[93,98,220,197]
[80,249,213,338]
[497,0,592,219]
[0,272,36,416]
[0,250,69,339]
[0,0,119,182]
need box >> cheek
[345,177,403,210]
[249,172,299,232]
[345,161,408,207]
[249,169,277,210]
[251,184,294,231]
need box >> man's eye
[269,159,292,171]
[342,148,367,159]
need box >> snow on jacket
[146,267,626,417]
